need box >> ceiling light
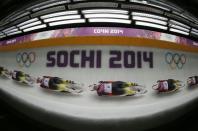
[85,14,129,19]
[41,11,78,19]
[49,19,86,26]
[88,18,131,24]
[23,24,47,32]
[135,21,168,30]
[44,15,81,22]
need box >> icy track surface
[1,77,198,119]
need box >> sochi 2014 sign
[46,50,153,68]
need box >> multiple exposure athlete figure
[152,79,185,93]
[0,66,12,78]
[12,70,36,86]
[89,81,147,96]
[187,76,198,87]
[0,66,198,96]
[37,76,83,94]
[0,67,36,85]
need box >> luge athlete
[37,76,83,94]
[187,76,198,87]
[89,81,147,96]
[12,70,36,86]
[152,79,184,93]
[0,66,12,78]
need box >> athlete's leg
[174,82,183,89]
[53,78,82,93]
[112,81,126,95]
[4,70,10,77]
[49,78,63,90]
[123,87,136,96]
[16,71,26,82]
[64,87,82,94]
[53,77,66,84]
[117,81,136,95]
[167,79,175,91]
[23,74,35,84]
[57,84,67,91]
[124,82,138,87]
[0,67,3,75]
[19,75,26,83]
[195,76,198,84]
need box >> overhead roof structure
[0,0,198,41]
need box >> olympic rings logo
[165,52,186,69]
[16,52,36,68]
